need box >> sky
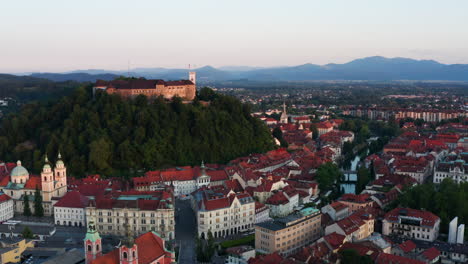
[1,0,468,73]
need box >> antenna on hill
[127,60,130,77]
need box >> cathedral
[0,153,68,216]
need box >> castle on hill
[94,72,196,101]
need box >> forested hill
[0,87,275,177]
[0,74,81,101]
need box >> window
[123,252,127,259]
[88,245,92,252]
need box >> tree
[272,127,288,148]
[88,138,113,174]
[22,226,34,239]
[316,162,343,192]
[356,167,371,194]
[33,186,44,217]
[310,124,319,140]
[23,195,31,217]
[0,87,275,177]
[339,249,373,264]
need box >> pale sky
[1,0,468,73]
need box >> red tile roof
[376,253,425,264]
[421,247,440,261]
[330,201,348,212]
[0,193,12,203]
[398,240,416,253]
[91,231,172,264]
[248,252,284,264]
[24,176,42,190]
[340,193,372,204]
[323,232,346,250]
[265,191,289,205]
[54,191,89,208]
[385,208,440,228]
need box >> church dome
[11,160,29,177]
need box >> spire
[283,101,287,113]
[201,160,205,169]
[45,154,49,163]
[58,151,62,160]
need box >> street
[175,199,197,264]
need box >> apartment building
[85,190,175,240]
[255,207,321,256]
[383,208,440,242]
[0,192,13,222]
[193,188,255,239]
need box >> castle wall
[107,84,195,101]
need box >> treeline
[0,87,275,177]
[0,74,80,101]
[395,179,468,233]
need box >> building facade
[54,190,89,227]
[193,189,255,239]
[133,164,229,197]
[433,153,467,184]
[0,193,14,222]
[383,208,440,242]
[85,190,175,240]
[255,208,321,256]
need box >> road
[175,199,197,264]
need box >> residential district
[0,87,467,264]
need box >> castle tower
[120,220,138,264]
[54,152,67,197]
[280,102,288,124]
[189,71,196,86]
[84,220,102,264]
[41,155,54,202]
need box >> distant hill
[23,56,468,82]
[30,72,119,82]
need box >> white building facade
[195,190,255,239]
[0,193,14,222]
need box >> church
[0,153,68,216]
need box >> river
[340,155,360,194]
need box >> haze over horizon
[1,0,468,73]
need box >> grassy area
[220,234,255,248]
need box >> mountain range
[26,56,468,82]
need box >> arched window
[133,251,136,258]
[123,252,128,259]
[87,245,92,252]
[96,244,100,251]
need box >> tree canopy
[395,179,468,233]
[0,87,275,177]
